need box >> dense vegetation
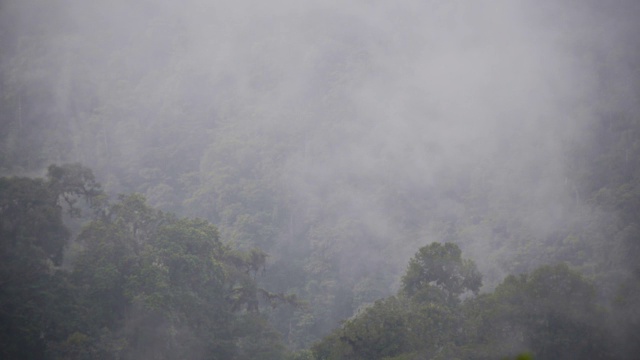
[1,164,293,359]
[312,247,611,359]
[1,0,640,359]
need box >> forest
[1,0,640,359]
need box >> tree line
[2,164,640,359]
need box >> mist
[2,0,640,354]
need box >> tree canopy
[401,242,482,305]
[0,167,291,359]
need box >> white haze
[2,0,639,293]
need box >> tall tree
[401,242,482,305]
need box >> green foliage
[0,167,294,359]
[47,163,104,215]
[313,293,462,360]
[1,1,639,355]
[514,353,533,360]
[339,297,409,359]
[0,164,101,358]
[401,242,482,305]
[462,264,611,360]
[0,176,69,264]
[68,193,288,359]
[313,250,617,360]
[313,243,478,360]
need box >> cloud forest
[1,0,640,359]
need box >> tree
[339,296,409,360]
[0,164,101,359]
[0,165,290,359]
[312,243,481,360]
[0,176,69,265]
[401,242,482,305]
[68,193,289,359]
[46,163,103,216]
[462,264,612,360]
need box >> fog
[2,0,639,350]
